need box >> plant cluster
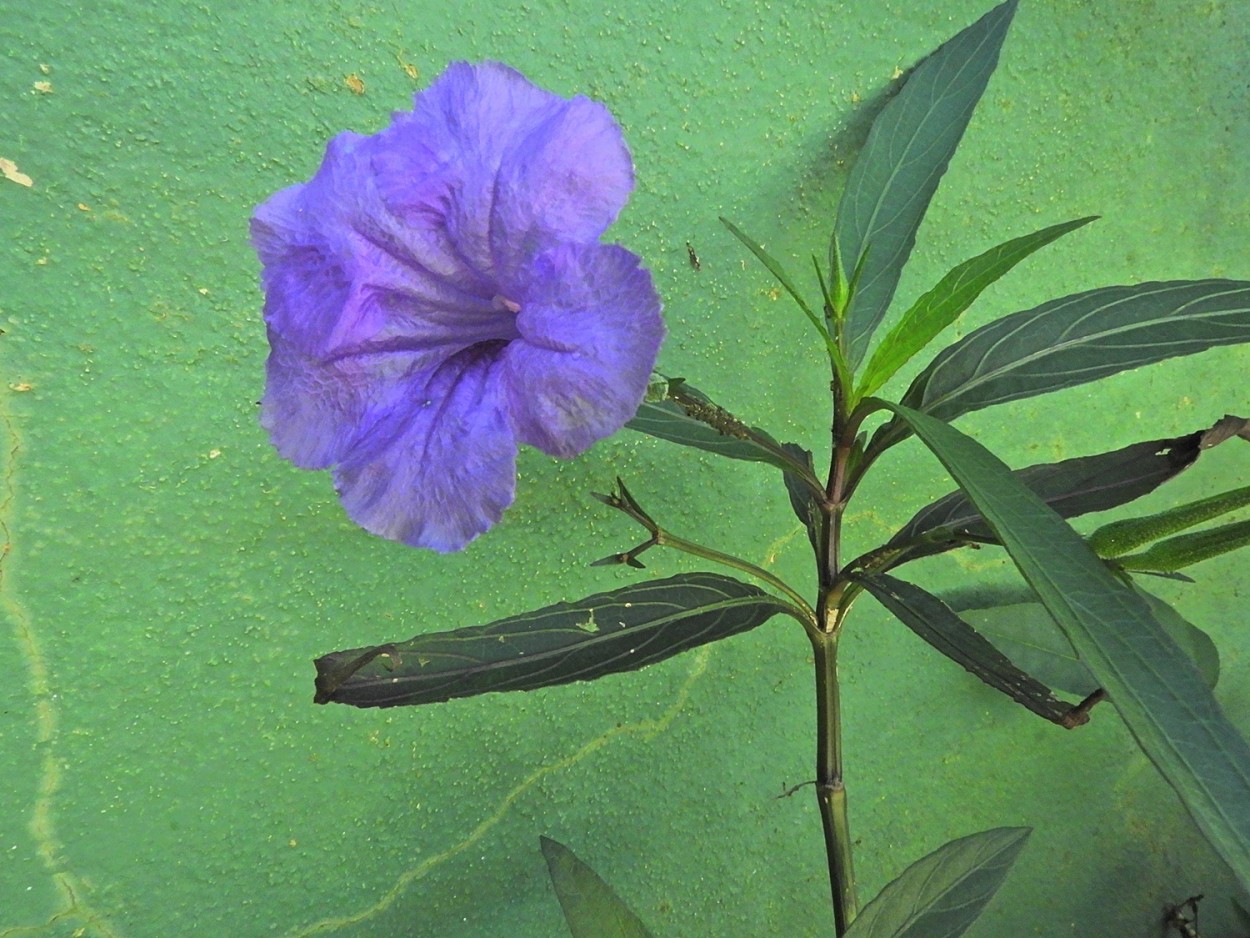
[254,2,1250,934]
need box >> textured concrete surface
[2,1,1248,935]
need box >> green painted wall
[2,1,1248,935]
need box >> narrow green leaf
[835,0,1019,367]
[540,837,656,938]
[1091,484,1250,557]
[720,216,820,324]
[844,827,1031,938]
[626,378,823,495]
[1118,518,1250,573]
[855,217,1096,399]
[855,572,1088,727]
[885,401,1250,889]
[313,572,793,708]
[901,279,1250,424]
[963,588,1219,697]
[887,428,1209,561]
[720,217,854,381]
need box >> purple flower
[252,62,664,551]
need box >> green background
[3,0,1249,935]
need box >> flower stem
[811,628,857,935]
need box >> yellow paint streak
[283,646,712,937]
[0,399,122,938]
[763,524,805,566]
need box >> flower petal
[491,93,634,274]
[254,132,516,361]
[333,346,517,551]
[253,61,664,551]
[502,244,664,457]
[261,333,426,469]
[373,62,564,280]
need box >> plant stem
[811,628,857,935]
[813,361,859,935]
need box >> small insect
[685,241,701,271]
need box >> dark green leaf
[313,572,793,708]
[782,443,823,556]
[1091,483,1250,557]
[960,602,1091,696]
[1233,897,1250,931]
[835,0,1019,367]
[884,424,1213,566]
[540,837,656,938]
[626,378,823,495]
[901,280,1250,424]
[856,217,1096,399]
[886,401,1250,889]
[843,827,1031,938]
[1140,590,1221,688]
[963,588,1219,696]
[1118,518,1250,573]
[855,572,1089,727]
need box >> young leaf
[854,572,1092,727]
[883,422,1221,568]
[1117,518,1250,573]
[885,401,1250,890]
[1090,484,1250,557]
[900,279,1250,424]
[626,378,823,495]
[835,0,1019,367]
[540,837,656,938]
[720,217,822,332]
[313,572,795,708]
[843,827,1031,938]
[855,217,1096,399]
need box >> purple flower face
[253,62,664,551]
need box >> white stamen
[492,294,522,314]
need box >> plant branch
[593,480,818,627]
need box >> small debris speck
[0,158,33,187]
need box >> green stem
[658,529,817,626]
[811,628,857,934]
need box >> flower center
[492,294,522,314]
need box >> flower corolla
[253,62,664,551]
